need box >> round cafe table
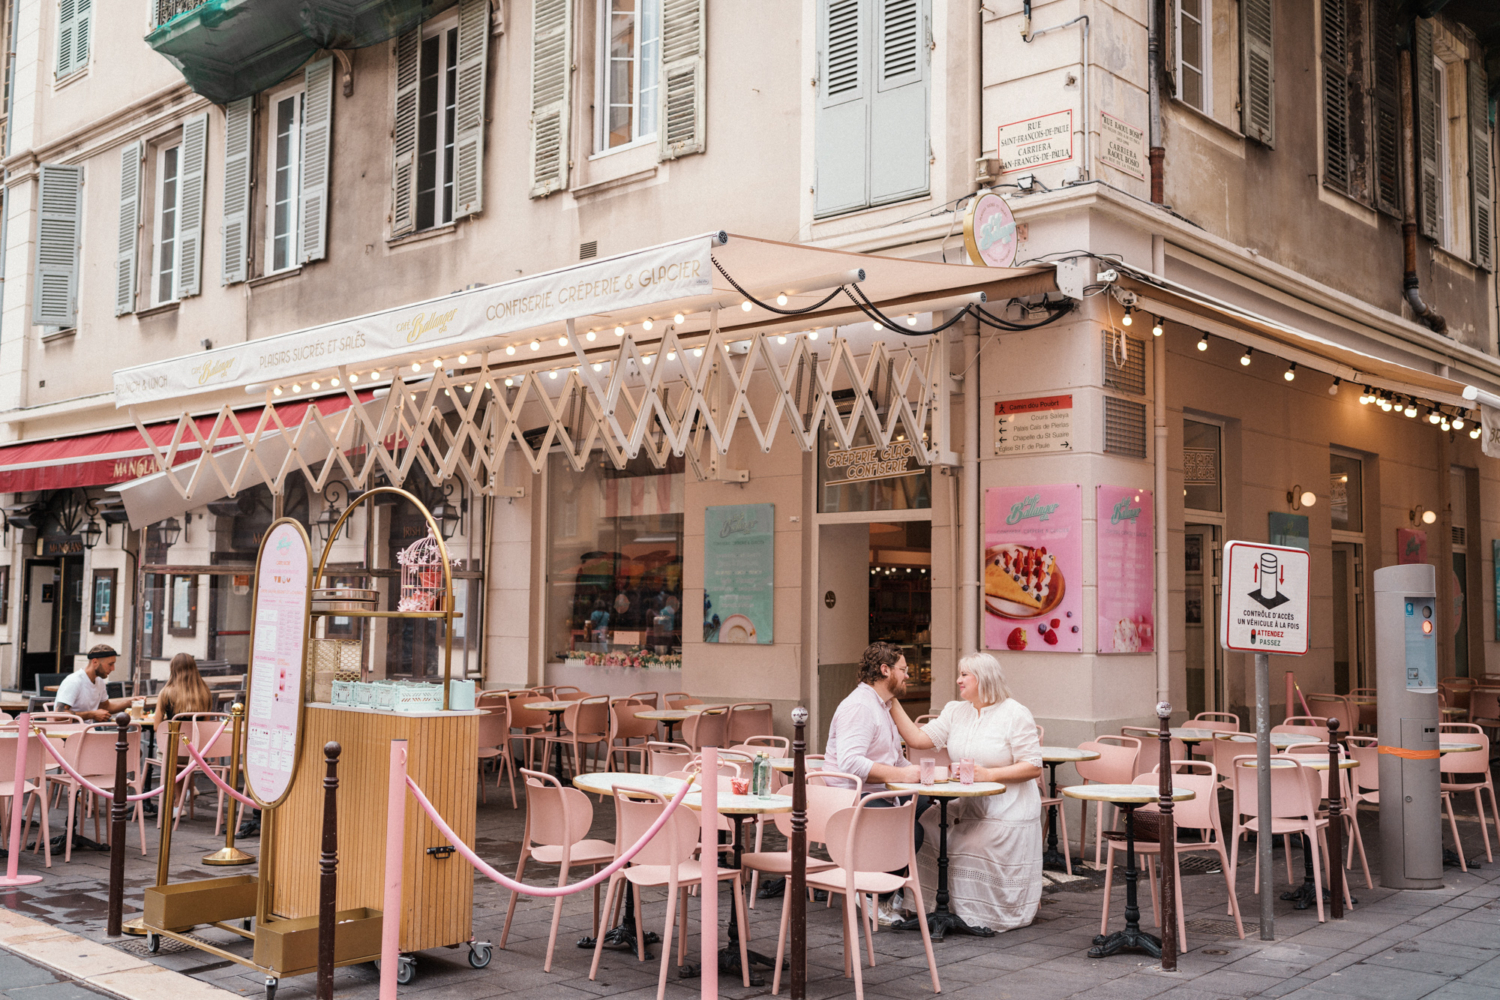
[1062,783,1195,959]
[1225,732,1321,749]
[635,706,723,745]
[524,700,575,781]
[1039,746,1100,873]
[886,779,1007,940]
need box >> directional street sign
[1219,541,1310,655]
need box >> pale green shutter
[1414,17,1440,242]
[33,164,82,327]
[299,57,333,263]
[221,97,253,285]
[529,0,571,198]
[658,0,705,160]
[869,0,927,204]
[391,29,419,236]
[452,0,489,218]
[115,142,142,316]
[56,0,77,76]
[814,0,869,217]
[1241,0,1275,146]
[1469,57,1492,271]
[177,113,208,297]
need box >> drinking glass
[919,758,935,785]
[959,758,976,785]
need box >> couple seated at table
[825,643,1044,931]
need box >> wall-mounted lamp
[1287,486,1317,510]
[1410,506,1438,526]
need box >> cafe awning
[112,232,1057,505]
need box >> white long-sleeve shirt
[825,682,909,792]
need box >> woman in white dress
[892,651,1044,932]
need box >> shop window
[266,88,304,274]
[597,0,660,152]
[546,453,684,665]
[1183,419,1222,512]
[1329,452,1362,532]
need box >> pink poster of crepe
[984,485,1082,652]
[1096,486,1155,654]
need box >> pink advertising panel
[244,519,312,808]
[1096,486,1155,654]
[984,485,1082,652]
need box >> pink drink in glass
[959,758,976,785]
[731,778,749,796]
[920,758,935,785]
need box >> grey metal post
[1255,652,1273,940]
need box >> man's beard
[889,675,907,698]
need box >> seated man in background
[54,645,129,722]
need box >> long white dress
[914,698,1044,931]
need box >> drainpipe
[1023,14,1091,182]
[1398,38,1447,333]
[1148,0,1165,202]
[1152,237,1170,707]
[960,319,980,658]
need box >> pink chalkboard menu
[1096,486,1155,654]
[244,519,312,807]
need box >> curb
[0,907,241,1000]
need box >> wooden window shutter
[1468,56,1492,271]
[391,29,419,236]
[869,0,928,204]
[114,142,142,316]
[529,0,571,198]
[452,0,489,218]
[177,112,208,298]
[73,0,91,73]
[299,56,333,263]
[1371,0,1401,216]
[220,97,253,285]
[33,164,82,328]
[1322,0,1349,194]
[56,0,77,77]
[1240,0,1275,146]
[814,0,869,217]
[658,0,706,160]
[1414,17,1440,242]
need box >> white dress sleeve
[1005,700,1044,768]
[920,700,964,751]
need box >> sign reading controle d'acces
[1219,541,1310,655]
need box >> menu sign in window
[245,519,312,808]
[703,504,774,644]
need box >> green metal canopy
[147,0,459,104]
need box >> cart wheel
[467,942,493,969]
[263,977,278,1000]
[145,934,161,954]
[396,956,416,985]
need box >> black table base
[1042,761,1083,874]
[1281,832,1358,910]
[1087,803,1159,960]
[1090,924,1162,959]
[892,796,997,941]
[578,878,660,960]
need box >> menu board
[244,519,312,808]
[983,486,1082,652]
[703,504,774,644]
[1096,486,1155,654]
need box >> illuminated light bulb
[548,370,558,380]
[808,331,819,340]
[432,358,442,369]
[292,383,302,392]
[349,373,359,384]
[1428,409,1441,424]
[664,351,675,361]
[1471,427,1482,439]
[1453,417,1465,429]
[777,335,787,344]
[558,336,569,347]
[530,340,541,351]
[776,294,788,306]
[503,377,514,387]
[586,330,596,342]
[1422,509,1437,525]
[411,362,421,372]
[1196,334,1208,351]
[464,384,472,393]
[1441,420,1451,431]
[873,323,882,331]
[643,355,654,365]
[642,318,654,331]
[1284,363,1296,381]
[1404,404,1418,418]
[906,315,918,326]
[330,376,340,386]
[693,348,703,357]
[458,353,468,364]
[1152,317,1164,337]
[311,380,321,390]
[592,363,603,372]
[741,300,752,312]
[506,344,516,356]
[1121,308,1133,326]
[443,389,450,397]
[615,326,625,337]
[272,386,283,396]
[1240,348,1252,366]
[673,312,685,324]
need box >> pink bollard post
[700,746,718,1000]
[1,713,43,886]
[379,740,408,1000]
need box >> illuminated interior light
[667,351,677,361]
[503,377,514,387]
[1152,316,1164,337]
[432,358,443,369]
[693,348,703,357]
[776,294,788,306]
[558,336,569,347]
[310,380,321,390]
[808,331,820,340]
[330,376,340,386]
[548,370,558,380]
[777,335,787,344]
[1196,333,1208,351]
[592,363,603,372]
[1121,307,1133,326]
[291,383,302,392]
[1283,363,1296,381]
[1240,348,1252,366]
[348,373,359,384]
[463,384,472,393]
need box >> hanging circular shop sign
[963,192,1019,268]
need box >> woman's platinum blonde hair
[959,652,1012,705]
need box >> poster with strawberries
[1096,485,1155,653]
[984,485,1082,652]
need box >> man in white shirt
[53,645,126,722]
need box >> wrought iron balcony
[152,0,210,29]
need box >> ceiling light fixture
[615,326,625,337]
[673,312,685,324]
[586,330,596,342]
[458,353,469,364]
[776,293,789,306]
[530,340,541,351]
[1152,316,1164,337]
[1328,377,1341,396]
[642,318,654,331]
[506,344,516,355]
[1240,348,1252,366]
[1196,333,1209,351]
[1284,363,1296,381]
[1121,307,1133,326]
[558,336,568,347]
[741,300,752,312]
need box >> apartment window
[55,0,91,79]
[267,90,304,274]
[154,143,182,305]
[1412,15,1491,268]
[1330,453,1363,532]
[597,0,660,151]
[1176,0,1209,111]
[1183,419,1222,513]
[415,22,459,231]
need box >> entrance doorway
[1330,542,1364,692]
[1183,525,1221,716]
[21,555,84,690]
[816,519,931,742]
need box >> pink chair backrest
[477,708,509,750]
[727,703,774,744]
[611,786,698,867]
[1346,736,1379,790]
[1231,754,1317,820]
[825,791,916,875]
[511,699,551,730]
[552,686,586,700]
[1274,717,1330,738]
[1076,738,1140,784]
[1141,763,1222,833]
[567,696,610,737]
[666,692,703,710]
[189,716,234,758]
[521,769,594,847]
[1439,724,1490,773]
[611,701,660,742]
[684,707,729,749]
[769,770,861,840]
[30,712,83,724]
[1471,687,1500,723]
[739,735,790,752]
[0,732,46,781]
[72,728,120,779]
[627,691,660,709]
[648,742,693,775]
[1191,713,1241,732]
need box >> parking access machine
[1373,563,1442,889]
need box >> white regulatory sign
[1219,541,1310,655]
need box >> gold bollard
[156,721,183,888]
[204,704,255,866]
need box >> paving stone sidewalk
[1,775,1497,1000]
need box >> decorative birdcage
[396,529,445,612]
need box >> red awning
[0,395,359,494]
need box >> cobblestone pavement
[2,770,1497,1000]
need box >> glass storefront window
[546,453,684,664]
[1330,453,1363,532]
[1182,419,1222,512]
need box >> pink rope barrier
[31,721,224,802]
[182,738,257,808]
[404,772,692,897]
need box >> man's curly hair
[857,641,905,685]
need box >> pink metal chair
[509,694,552,771]
[726,702,774,744]
[1275,717,1332,739]
[477,707,518,807]
[776,791,940,1000]
[681,706,729,752]
[1122,725,1185,766]
[626,691,660,709]
[664,692,703,710]
[43,728,117,862]
[1191,711,1240,732]
[1470,687,1500,739]
[544,696,611,777]
[588,784,750,997]
[500,769,616,971]
[27,712,84,725]
[1440,723,1495,868]
[608,699,660,767]
[1075,735,1142,861]
[740,769,859,909]
[1229,754,1350,922]
[0,731,51,867]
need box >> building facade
[0,0,1495,755]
